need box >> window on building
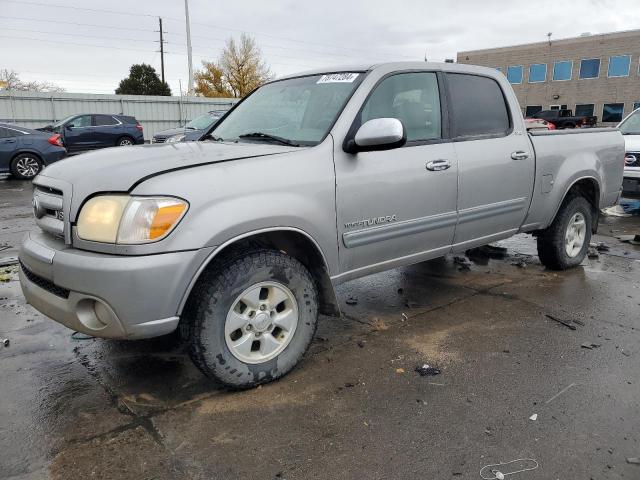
[579,58,601,79]
[446,73,510,137]
[361,72,442,142]
[506,65,523,84]
[608,55,631,77]
[634,102,640,111]
[528,63,547,83]
[525,105,543,117]
[602,103,624,123]
[575,104,595,117]
[552,60,573,81]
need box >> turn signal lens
[117,197,188,244]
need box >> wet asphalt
[1,177,640,480]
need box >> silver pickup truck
[19,62,624,388]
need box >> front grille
[20,261,70,299]
[625,152,639,168]
[33,186,65,238]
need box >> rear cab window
[446,73,511,139]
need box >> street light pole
[184,0,194,95]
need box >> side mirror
[65,124,73,130]
[344,118,406,153]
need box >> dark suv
[39,114,144,153]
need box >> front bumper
[19,231,212,339]
[622,172,640,197]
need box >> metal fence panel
[0,91,238,139]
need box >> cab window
[361,72,442,142]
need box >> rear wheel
[183,250,318,389]
[116,136,134,146]
[10,153,43,180]
[537,194,592,270]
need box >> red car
[524,118,557,130]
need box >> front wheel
[184,250,318,389]
[537,195,593,270]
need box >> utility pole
[184,0,194,95]
[158,17,165,83]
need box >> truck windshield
[211,73,364,146]
[619,110,640,135]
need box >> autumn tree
[194,34,272,98]
[116,64,171,96]
[0,69,65,92]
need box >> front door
[444,73,535,249]
[334,71,458,279]
[63,115,94,151]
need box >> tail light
[581,117,587,125]
[135,123,143,132]
[48,133,63,147]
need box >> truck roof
[277,61,502,80]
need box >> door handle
[426,159,451,171]
[511,151,530,161]
[0,139,16,144]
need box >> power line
[0,26,158,44]
[0,34,158,53]
[2,0,156,17]
[1,15,159,33]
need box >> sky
[2,0,640,95]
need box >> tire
[116,136,134,146]
[537,194,592,270]
[10,153,43,180]
[183,249,319,389]
[564,122,576,129]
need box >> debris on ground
[346,297,358,305]
[371,318,389,331]
[511,259,527,268]
[453,255,472,271]
[581,342,602,350]
[544,383,576,404]
[529,413,537,421]
[1,338,9,347]
[415,364,441,376]
[480,459,539,479]
[545,313,577,330]
[0,256,18,267]
[395,368,405,374]
[573,319,585,326]
[357,340,365,348]
[401,313,408,322]
[602,205,631,217]
[616,234,640,245]
[594,241,610,252]
[587,247,600,259]
[627,457,640,465]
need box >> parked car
[530,109,597,129]
[0,123,66,179]
[524,118,556,130]
[38,114,144,153]
[152,110,226,144]
[19,62,624,389]
[617,107,640,197]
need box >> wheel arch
[11,149,44,163]
[551,176,601,233]
[178,227,341,318]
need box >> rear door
[93,115,121,147]
[63,115,93,151]
[334,71,458,278]
[446,72,535,250]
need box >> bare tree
[0,69,65,92]
[194,34,272,98]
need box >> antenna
[424,48,428,62]
[547,32,553,45]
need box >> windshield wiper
[203,133,224,141]
[239,132,300,147]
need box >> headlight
[166,134,186,143]
[77,195,188,244]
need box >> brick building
[457,30,640,125]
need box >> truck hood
[38,141,299,211]
[623,134,640,152]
